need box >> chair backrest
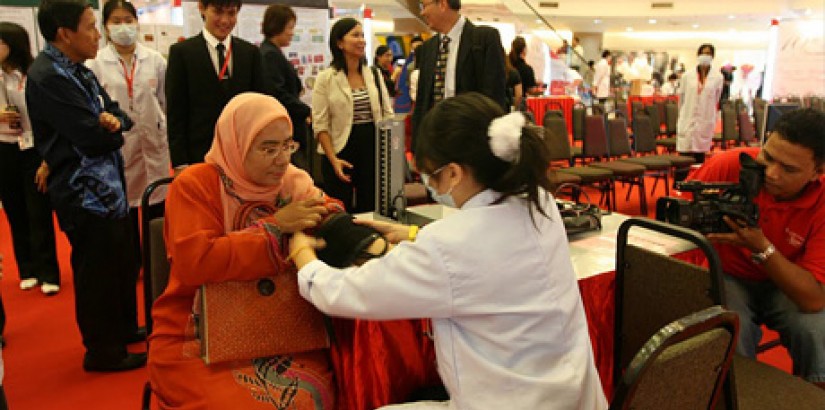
[631,101,645,116]
[753,104,766,140]
[737,107,756,144]
[610,306,739,410]
[583,113,609,158]
[543,109,564,124]
[522,110,536,124]
[141,177,174,337]
[572,102,586,141]
[613,218,726,387]
[606,113,633,157]
[665,102,679,135]
[721,104,738,143]
[541,119,572,161]
[645,104,661,136]
[632,114,657,154]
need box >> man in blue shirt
[26,0,145,372]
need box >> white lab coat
[593,58,610,98]
[298,190,607,410]
[86,43,170,207]
[676,68,724,153]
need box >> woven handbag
[198,270,330,364]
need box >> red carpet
[0,167,791,409]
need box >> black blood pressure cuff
[315,213,387,268]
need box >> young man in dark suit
[260,4,311,171]
[412,0,507,153]
[166,0,267,172]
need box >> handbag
[198,269,330,364]
[555,183,603,235]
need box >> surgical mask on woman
[421,170,457,208]
[697,55,713,67]
[109,24,138,46]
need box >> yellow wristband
[408,225,419,242]
[287,245,313,262]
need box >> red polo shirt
[689,148,825,283]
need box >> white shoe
[20,278,39,290]
[41,283,60,295]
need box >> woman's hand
[330,157,353,183]
[34,161,49,193]
[274,198,329,233]
[0,109,21,125]
[355,219,411,244]
[289,231,323,269]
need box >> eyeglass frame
[253,139,300,160]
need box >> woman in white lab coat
[290,93,607,410]
[593,50,612,104]
[676,43,724,163]
[87,0,170,263]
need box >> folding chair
[610,306,739,410]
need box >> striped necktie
[433,35,451,104]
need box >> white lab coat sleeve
[297,233,454,320]
[156,54,168,113]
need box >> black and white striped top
[352,88,373,124]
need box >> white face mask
[109,24,138,46]
[421,168,457,208]
[697,54,713,67]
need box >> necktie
[216,43,228,79]
[433,35,450,104]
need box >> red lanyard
[218,44,232,81]
[119,57,137,100]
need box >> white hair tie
[488,112,526,162]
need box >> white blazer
[87,43,170,206]
[298,190,608,410]
[311,65,394,155]
[593,58,611,99]
[676,68,724,153]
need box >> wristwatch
[751,243,776,265]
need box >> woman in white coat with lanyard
[87,0,170,268]
[312,18,394,213]
[291,93,607,410]
[676,43,723,164]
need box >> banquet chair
[615,218,825,410]
[610,306,739,410]
[140,177,174,410]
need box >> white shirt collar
[460,189,500,210]
[202,29,232,50]
[444,14,466,43]
[101,42,145,62]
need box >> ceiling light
[728,15,736,19]
[626,27,634,32]
[648,19,657,24]
[804,9,813,16]
[729,28,737,33]
[593,19,602,24]
[692,24,700,28]
[536,19,542,23]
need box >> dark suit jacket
[166,33,267,167]
[411,20,507,152]
[260,40,310,145]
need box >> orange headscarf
[205,92,312,232]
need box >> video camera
[656,153,765,234]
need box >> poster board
[771,19,825,98]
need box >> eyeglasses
[255,140,299,159]
[420,164,447,186]
[419,0,437,11]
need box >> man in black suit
[412,0,507,153]
[260,4,311,171]
[166,0,267,171]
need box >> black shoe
[83,352,147,372]
[126,326,148,344]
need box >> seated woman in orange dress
[148,92,343,409]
